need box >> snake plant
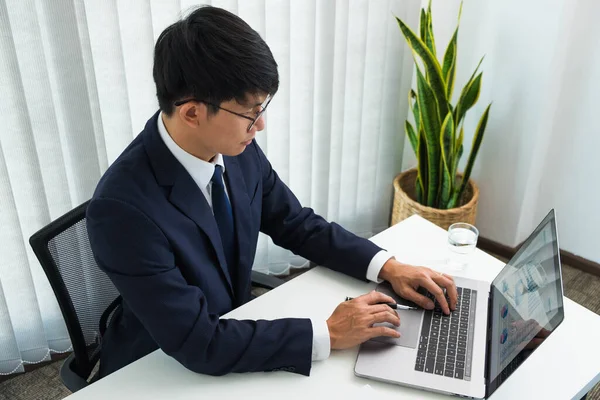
[396,1,491,209]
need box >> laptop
[355,210,565,399]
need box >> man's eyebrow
[240,95,268,108]
[250,99,267,107]
[239,100,262,108]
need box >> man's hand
[379,258,458,315]
[326,291,401,350]
[512,319,551,350]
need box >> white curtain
[0,0,416,375]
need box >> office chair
[29,200,284,392]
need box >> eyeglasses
[174,94,273,132]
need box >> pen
[344,296,419,311]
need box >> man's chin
[225,144,249,157]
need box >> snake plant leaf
[409,89,420,134]
[446,147,463,208]
[416,176,424,204]
[405,120,418,155]
[454,72,482,127]
[425,1,436,57]
[420,9,427,43]
[466,56,485,89]
[440,112,454,173]
[442,28,458,99]
[439,112,455,208]
[395,16,449,120]
[453,125,464,178]
[454,56,484,124]
[417,125,428,205]
[416,67,441,207]
[451,103,492,207]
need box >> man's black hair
[153,6,279,116]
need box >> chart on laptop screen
[489,218,563,378]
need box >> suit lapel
[167,174,234,294]
[142,113,234,296]
[223,156,253,300]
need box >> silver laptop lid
[485,209,565,398]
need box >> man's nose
[253,114,266,132]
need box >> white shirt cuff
[366,250,394,283]
[310,318,331,361]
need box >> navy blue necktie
[211,165,236,279]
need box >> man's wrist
[378,258,398,282]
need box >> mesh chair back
[29,201,120,379]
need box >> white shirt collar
[157,112,225,192]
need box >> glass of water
[446,223,479,270]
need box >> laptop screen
[485,210,564,398]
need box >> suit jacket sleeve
[253,142,383,281]
[87,197,313,376]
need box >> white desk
[67,215,600,399]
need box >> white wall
[402,0,600,263]
[528,1,600,263]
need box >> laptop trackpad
[369,282,422,349]
[370,308,422,349]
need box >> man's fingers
[365,290,396,305]
[400,290,434,310]
[419,278,450,314]
[352,291,395,305]
[368,303,397,316]
[369,326,401,339]
[431,272,458,311]
[370,311,400,327]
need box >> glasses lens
[247,95,272,131]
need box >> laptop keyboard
[414,287,477,381]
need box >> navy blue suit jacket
[87,111,383,378]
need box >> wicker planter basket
[391,168,479,230]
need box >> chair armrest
[251,270,285,290]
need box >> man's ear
[178,102,207,128]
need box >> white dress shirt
[157,113,393,361]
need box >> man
[87,6,457,378]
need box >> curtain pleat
[289,0,315,208]
[326,0,348,226]
[0,0,413,373]
[1,0,58,372]
[73,0,109,175]
[356,0,389,236]
[309,1,335,218]
[371,0,419,233]
[83,0,133,164]
[339,0,369,234]
[115,0,156,135]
